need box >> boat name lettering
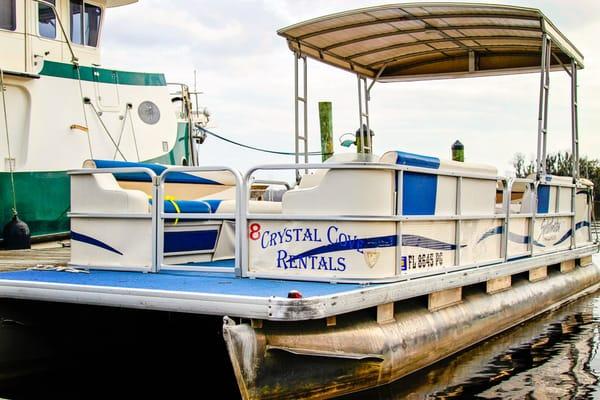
[276,250,347,271]
[258,225,360,252]
[538,218,561,241]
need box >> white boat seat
[379,150,498,216]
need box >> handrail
[69,167,157,178]
[246,162,503,181]
[241,162,588,283]
[33,0,79,65]
[252,180,292,191]
[69,162,592,280]
[68,167,159,271]
[156,166,244,275]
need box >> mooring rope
[198,127,331,156]
[87,101,127,161]
[75,65,94,159]
[127,105,141,162]
[112,104,134,161]
[0,69,18,215]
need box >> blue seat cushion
[149,199,223,214]
[92,160,221,185]
[392,151,440,169]
[390,151,440,215]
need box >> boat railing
[69,163,592,279]
[156,166,244,274]
[239,162,590,283]
[68,167,159,273]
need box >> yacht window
[84,3,101,47]
[39,0,57,39]
[70,0,82,44]
[0,0,16,31]
[70,0,102,46]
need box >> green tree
[512,151,600,201]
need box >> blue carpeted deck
[0,266,366,298]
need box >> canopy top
[105,0,138,8]
[277,3,584,82]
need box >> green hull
[0,171,70,239]
[0,123,191,240]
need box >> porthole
[138,101,161,125]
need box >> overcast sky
[102,0,600,176]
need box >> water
[0,292,598,399]
[344,291,600,400]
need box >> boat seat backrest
[71,173,149,214]
[85,159,236,201]
[525,174,574,214]
[380,151,498,216]
[283,169,395,216]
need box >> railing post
[153,174,163,273]
[240,170,253,278]
[454,176,462,267]
[571,185,577,249]
[502,178,512,261]
[529,181,539,256]
[395,170,404,275]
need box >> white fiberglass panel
[248,220,396,280]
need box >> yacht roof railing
[277,3,583,181]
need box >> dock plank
[0,246,70,272]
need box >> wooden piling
[318,102,333,162]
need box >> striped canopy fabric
[278,3,583,81]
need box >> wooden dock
[0,243,70,272]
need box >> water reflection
[343,294,600,400]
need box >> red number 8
[249,223,261,240]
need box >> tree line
[513,151,600,201]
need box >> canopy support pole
[294,52,308,180]
[357,66,386,156]
[570,58,582,247]
[536,34,551,178]
[570,59,579,181]
[357,76,371,155]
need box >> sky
[101,0,600,177]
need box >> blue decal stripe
[289,235,397,262]
[402,234,459,250]
[71,231,123,255]
[478,226,532,244]
[478,226,503,243]
[478,221,590,247]
[288,233,461,262]
[553,221,590,246]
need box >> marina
[0,1,599,399]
